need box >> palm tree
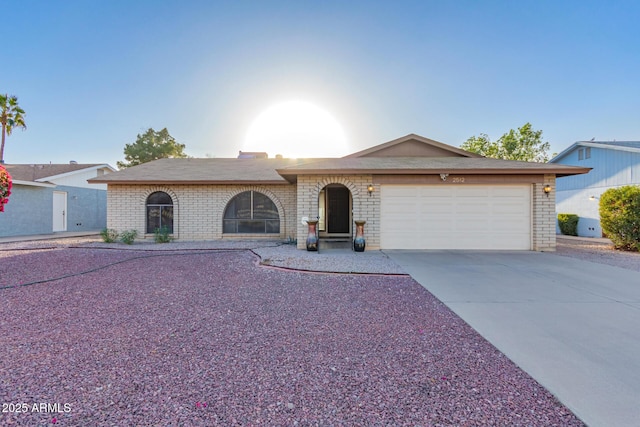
[0,94,27,163]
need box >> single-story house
[550,140,640,237]
[0,163,115,238]
[89,134,589,251]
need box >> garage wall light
[543,184,552,197]
[367,184,375,196]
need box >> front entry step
[319,239,351,250]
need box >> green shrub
[599,185,640,251]
[100,228,119,243]
[120,229,138,245]
[557,213,579,236]
[153,226,172,243]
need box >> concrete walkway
[386,250,640,427]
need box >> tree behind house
[461,123,551,162]
[117,128,187,169]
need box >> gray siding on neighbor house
[57,185,108,232]
[0,184,53,237]
[0,184,107,237]
[555,147,640,190]
[554,146,640,238]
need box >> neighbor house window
[223,191,280,233]
[146,191,173,234]
[578,147,591,161]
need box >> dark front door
[327,187,350,233]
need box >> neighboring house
[0,163,116,237]
[550,141,640,237]
[89,134,589,251]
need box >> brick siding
[531,175,556,251]
[108,174,558,251]
[295,175,379,250]
[107,184,296,241]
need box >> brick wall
[532,174,556,251]
[107,184,296,240]
[107,175,557,251]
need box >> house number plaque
[452,177,465,183]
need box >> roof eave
[34,164,117,182]
[88,179,291,185]
[12,179,57,188]
[549,143,579,163]
[550,142,640,163]
[277,167,591,176]
[579,142,640,154]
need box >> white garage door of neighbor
[380,185,531,250]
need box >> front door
[52,191,67,232]
[327,186,350,233]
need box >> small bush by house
[153,226,172,243]
[120,229,138,245]
[557,213,579,236]
[599,185,640,252]
[100,228,119,243]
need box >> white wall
[555,188,604,237]
[47,167,110,190]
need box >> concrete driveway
[385,250,640,427]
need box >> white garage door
[380,185,531,250]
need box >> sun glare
[243,100,349,158]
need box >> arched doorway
[318,184,352,238]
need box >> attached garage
[380,184,531,250]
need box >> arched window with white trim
[146,191,173,234]
[223,191,280,233]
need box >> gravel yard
[554,236,640,272]
[0,241,584,426]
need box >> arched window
[146,191,173,234]
[223,191,280,233]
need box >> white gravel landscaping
[554,235,640,272]
[0,237,408,275]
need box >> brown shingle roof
[5,164,105,182]
[89,155,590,185]
[276,157,591,178]
[88,158,316,184]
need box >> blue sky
[3,0,639,167]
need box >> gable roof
[5,163,113,183]
[345,133,482,158]
[550,141,640,163]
